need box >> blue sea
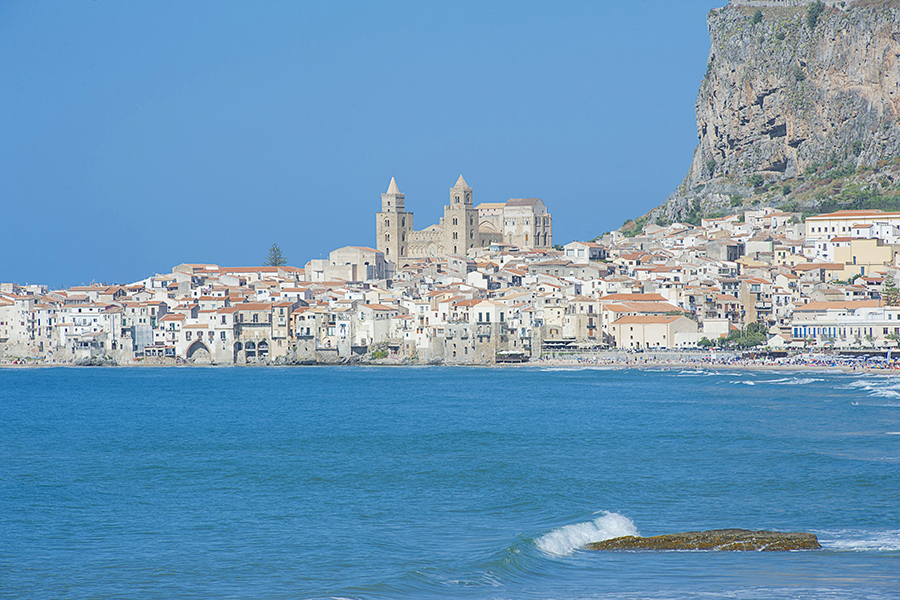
[1,366,898,599]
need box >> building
[376,175,552,262]
[610,314,698,350]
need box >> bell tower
[444,175,479,256]
[376,177,412,261]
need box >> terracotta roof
[600,293,668,302]
[612,315,684,325]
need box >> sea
[1,366,898,600]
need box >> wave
[846,378,900,400]
[818,529,900,552]
[758,377,825,385]
[535,512,638,556]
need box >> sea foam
[760,377,825,385]
[818,529,900,552]
[535,512,638,556]
[847,378,900,399]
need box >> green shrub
[793,65,806,81]
[775,30,786,41]
[748,174,765,188]
[751,9,763,25]
[807,1,825,29]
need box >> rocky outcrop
[649,0,900,224]
[586,529,821,551]
[74,356,118,367]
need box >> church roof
[506,198,542,207]
[453,174,470,189]
[386,177,400,194]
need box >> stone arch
[186,340,211,363]
[258,340,269,359]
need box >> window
[253,314,259,323]
[453,218,458,225]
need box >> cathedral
[376,175,552,261]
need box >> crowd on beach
[531,350,899,372]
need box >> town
[3,175,900,365]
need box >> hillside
[621,0,900,235]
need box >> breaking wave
[846,378,900,399]
[758,377,825,385]
[535,512,638,556]
[818,529,900,552]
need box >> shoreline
[1,356,895,374]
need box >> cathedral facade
[376,175,552,261]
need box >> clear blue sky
[1,0,721,288]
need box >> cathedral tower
[443,175,479,256]
[376,177,412,261]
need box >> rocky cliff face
[652,0,900,224]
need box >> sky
[1,0,721,288]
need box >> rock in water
[586,529,821,551]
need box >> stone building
[376,175,552,261]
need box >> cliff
[636,0,900,229]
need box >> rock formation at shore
[630,0,900,228]
[586,528,821,551]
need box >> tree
[264,243,288,267]
[698,337,715,348]
[751,9,763,25]
[884,274,900,307]
[807,1,825,29]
